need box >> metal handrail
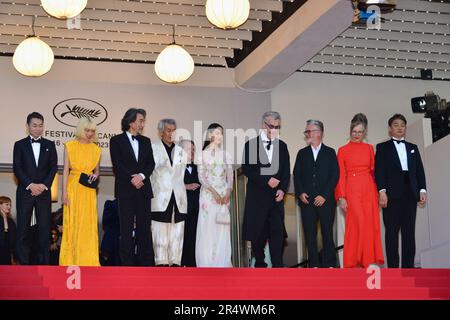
[230,167,247,267]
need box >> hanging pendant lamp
[205,0,250,30]
[154,26,195,84]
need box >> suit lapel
[405,142,414,172]
[306,145,314,163]
[137,136,144,164]
[123,133,138,163]
[272,138,281,168]
[157,140,173,167]
[258,136,270,166]
[389,140,403,170]
[25,138,38,168]
[172,145,179,168]
[37,140,45,168]
[315,144,325,164]
[186,164,196,177]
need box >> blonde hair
[75,117,98,143]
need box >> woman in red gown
[335,113,384,268]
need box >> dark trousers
[16,191,51,265]
[118,196,154,266]
[252,203,285,268]
[181,205,199,267]
[383,184,418,268]
[301,201,337,268]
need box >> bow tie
[31,138,41,144]
[263,140,272,150]
[131,135,138,141]
[392,139,405,144]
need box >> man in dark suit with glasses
[242,111,290,268]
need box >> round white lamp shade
[13,36,54,77]
[41,0,88,19]
[206,0,250,29]
[155,44,195,84]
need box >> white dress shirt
[186,165,193,174]
[126,131,145,180]
[311,143,322,161]
[30,135,41,167]
[260,131,274,163]
[27,136,48,193]
[392,138,408,170]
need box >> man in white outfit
[150,119,187,266]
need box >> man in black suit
[293,120,339,268]
[110,108,155,266]
[180,140,201,267]
[13,112,57,265]
[242,111,290,268]
[375,114,427,268]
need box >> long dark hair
[203,123,223,150]
[121,108,146,132]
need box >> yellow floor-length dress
[60,140,101,266]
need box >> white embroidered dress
[195,147,233,267]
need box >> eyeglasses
[351,130,365,136]
[304,129,321,135]
[264,121,281,130]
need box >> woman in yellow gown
[60,117,101,266]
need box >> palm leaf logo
[61,104,102,120]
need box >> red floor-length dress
[335,141,384,268]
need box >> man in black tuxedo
[110,108,155,266]
[180,140,201,267]
[242,111,290,268]
[375,114,427,268]
[13,112,57,265]
[293,120,339,268]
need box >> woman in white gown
[195,123,233,267]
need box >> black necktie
[264,140,272,150]
[31,138,41,144]
[131,135,137,141]
[392,139,405,144]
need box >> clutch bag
[79,173,98,189]
[216,204,230,225]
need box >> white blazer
[150,140,187,213]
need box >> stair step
[0,286,49,300]
[4,286,435,300]
[46,286,435,300]
[1,266,449,300]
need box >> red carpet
[0,266,449,300]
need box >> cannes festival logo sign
[53,98,108,127]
